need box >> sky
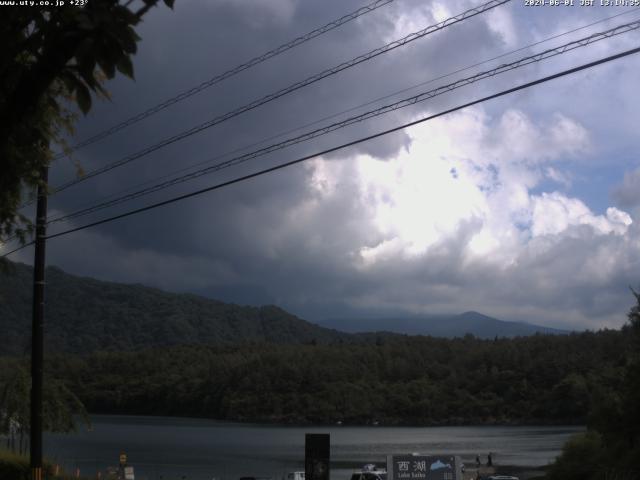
[5,0,640,331]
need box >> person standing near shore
[487,453,493,467]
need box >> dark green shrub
[546,431,604,480]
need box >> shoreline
[463,465,548,480]
[84,412,586,429]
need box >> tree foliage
[0,359,89,455]
[546,431,604,480]
[0,447,91,480]
[0,0,174,243]
[546,289,640,480]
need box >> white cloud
[382,0,438,43]
[430,2,453,24]
[299,106,637,329]
[317,107,598,262]
[531,193,631,237]
[486,5,518,48]
[545,166,572,187]
[484,110,591,167]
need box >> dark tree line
[0,328,627,427]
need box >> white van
[350,464,387,480]
[287,472,306,480]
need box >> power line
[18,45,638,249]
[54,6,640,221]
[46,19,640,226]
[1,242,34,257]
[53,0,395,159]
[22,1,624,249]
[46,0,511,196]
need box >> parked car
[350,464,387,480]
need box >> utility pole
[31,166,48,480]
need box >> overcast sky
[5,0,640,330]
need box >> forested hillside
[19,329,625,426]
[1,262,567,355]
[1,260,630,426]
[0,262,351,354]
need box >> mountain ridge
[318,310,569,338]
[1,261,567,354]
[0,261,351,354]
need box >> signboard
[305,433,330,480]
[387,455,458,480]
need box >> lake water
[43,415,583,480]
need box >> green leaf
[98,58,116,79]
[75,12,94,31]
[74,38,94,64]
[60,71,77,93]
[113,4,138,24]
[77,57,97,88]
[99,41,121,65]
[94,82,111,101]
[119,32,138,54]
[75,81,92,114]
[116,55,134,78]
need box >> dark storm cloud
[46,0,507,243]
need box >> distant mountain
[0,262,352,355]
[319,311,569,338]
[0,262,567,355]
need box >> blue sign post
[387,455,460,480]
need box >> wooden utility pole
[31,166,48,480]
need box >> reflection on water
[44,415,583,480]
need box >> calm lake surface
[44,415,583,480]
